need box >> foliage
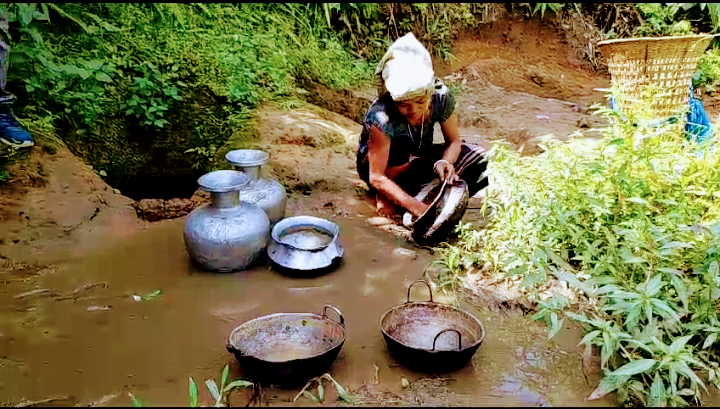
[530,3,564,19]
[292,373,355,404]
[633,3,695,37]
[0,3,376,187]
[694,47,720,93]
[320,3,491,62]
[445,87,720,406]
[128,364,253,407]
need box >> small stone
[112,188,121,195]
[401,378,410,388]
[393,248,417,260]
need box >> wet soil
[0,194,611,407]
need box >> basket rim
[597,33,718,48]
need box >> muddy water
[1,211,613,407]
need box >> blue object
[608,86,714,145]
[0,107,34,148]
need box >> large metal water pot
[225,149,287,227]
[183,170,271,272]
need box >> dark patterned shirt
[357,83,457,168]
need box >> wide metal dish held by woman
[379,281,485,372]
[403,177,470,245]
[226,305,346,386]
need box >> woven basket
[598,35,715,120]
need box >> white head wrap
[375,33,435,102]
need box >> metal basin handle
[406,280,434,303]
[431,328,462,351]
[323,304,345,326]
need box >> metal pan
[379,280,485,372]
[403,178,470,245]
[226,305,346,386]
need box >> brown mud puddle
[1,198,612,407]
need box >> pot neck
[233,165,261,181]
[210,191,240,208]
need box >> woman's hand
[410,199,430,218]
[434,159,458,182]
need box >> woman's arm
[437,112,462,181]
[368,125,429,217]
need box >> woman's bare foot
[375,193,400,220]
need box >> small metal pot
[226,305,346,386]
[379,280,486,373]
[267,216,344,276]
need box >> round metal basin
[267,216,344,275]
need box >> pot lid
[225,149,270,167]
[197,170,249,193]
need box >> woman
[357,33,488,219]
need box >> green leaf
[660,242,693,251]
[645,275,665,297]
[321,374,354,403]
[189,377,199,408]
[19,3,37,25]
[40,3,50,23]
[318,379,325,403]
[588,374,631,400]
[205,379,221,402]
[579,330,602,346]
[648,372,666,407]
[710,261,719,278]
[669,275,689,310]
[128,392,144,408]
[703,332,718,349]
[302,391,319,402]
[95,72,113,83]
[47,3,90,33]
[669,335,693,354]
[221,364,230,391]
[625,305,643,329]
[610,359,656,376]
[627,197,650,205]
[223,379,253,392]
[140,290,162,301]
[85,60,104,71]
[549,316,564,340]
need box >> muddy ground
[2,16,720,408]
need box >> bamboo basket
[598,35,715,121]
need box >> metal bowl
[226,305,346,386]
[267,216,344,275]
[403,178,470,244]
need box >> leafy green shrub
[694,47,720,93]
[448,90,720,406]
[633,3,695,37]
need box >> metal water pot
[183,170,271,272]
[225,149,287,227]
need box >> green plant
[127,364,253,407]
[189,364,253,407]
[531,3,564,19]
[694,46,720,93]
[123,62,184,129]
[633,3,694,37]
[292,373,355,404]
[443,85,720,406]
